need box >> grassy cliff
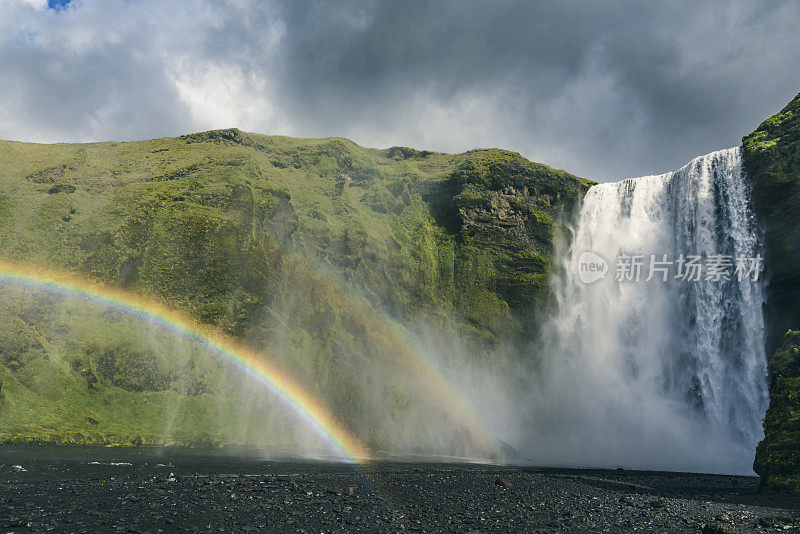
[742,93,800,352]
[744,92,800,490]
[0,131,590,449]
[754,331,800,491]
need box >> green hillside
[0,130,590,451]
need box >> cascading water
[523,147,769,474]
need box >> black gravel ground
[0,446,798,533]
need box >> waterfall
[525,147,769,474]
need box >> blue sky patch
[48,0,71,10]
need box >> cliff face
[0,131,589,447]
[427,149,592,339]
[754,330,800,491]
[743,92,800,490]
[742,93,800,353]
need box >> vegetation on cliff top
[744,92,800,491]
[742,92,800,350]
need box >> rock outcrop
[744,92,800,491]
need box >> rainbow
[0,259,369,463]
[282,260,504,462]
[364,317,504,461]
[389,327,504,461]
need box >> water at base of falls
[525,147,768,475]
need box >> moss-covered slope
[754,331,800,491]
[742,92,800,352]
[744,92,800,490]
[0,130,590,448]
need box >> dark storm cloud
[1,0,798,180]
[267,0,800,178]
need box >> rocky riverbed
[0,446,798,533]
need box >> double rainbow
[281,261,505,461]
[0,259,369,463]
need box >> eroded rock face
[28,165,66,184]
[755,330,800,491]
[268,194,299,245]
[457,185,555,252]
[742,92,800,354]
[743,92,800,491]
[435,149,592,331]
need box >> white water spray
[523,147,769,474]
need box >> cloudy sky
[1,0,798,180]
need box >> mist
[0,138,772,477]
[373,146,770,475]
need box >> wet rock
[650,498,667,509]
[701,522,739,534]
[758,514,795,528]
[0,453,797,533]
[494,477,512,488]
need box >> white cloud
[172,61,281,134]
[0,0,798,179]
[4,0,48,9]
